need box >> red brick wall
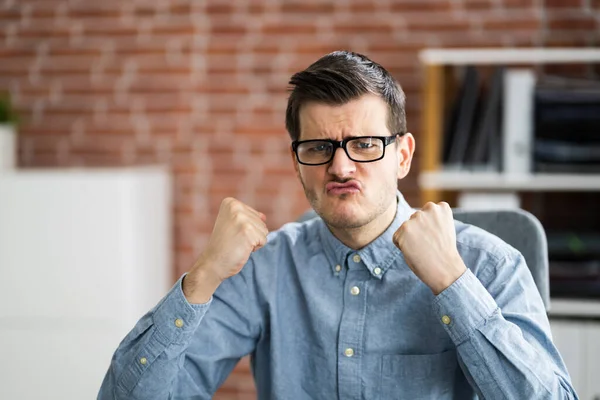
[1,1,598,397]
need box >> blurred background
[0,0,599,399]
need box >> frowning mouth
[325,181,361,195]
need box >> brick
[65,6,122,19]
[17,24,71,39]
[281,2,335,14]
[262,22,319,35]
[481,15,541,30]
[544,0,584,7]
[462,0,494,10]
[389,0,453,12]
[0,8,20,19]
[168,2,193,16]
[346,1,378,13]
[405,17,472,32]
[205,3,236,14]
[206,39,240,55]
[547,14,597,30]
[542,34,592,47]
[502,0,536,7]
[246,3,274,14]
[333,21,394,35]
[210,21,248,36]
[0,56,37,73]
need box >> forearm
[434,269,578,399]
[182,259,223,304]
[455,311,576,399]
[98,275,211,400]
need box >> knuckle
[232,211,244,223]
[439,201,450,209]
[241,224,253,236]
[423,201,435,209]
[222,197,239,212]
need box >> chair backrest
[296,208,550,311]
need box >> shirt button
[344,348,354,357]
[175,318,184,328]
[352,254,361,263]
[335,265,342,272]
[374,267,382,275]
[350,286,360,296]
[442,315,451,325]
[139,357,147,365]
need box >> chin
[319,202,368,229]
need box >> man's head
[286,51,415,233]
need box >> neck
[328,200,398,250]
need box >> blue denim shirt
[99,194,577,399]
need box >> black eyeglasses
[292,134,403,166]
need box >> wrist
[183,260,223,304]
[430,255,467,295]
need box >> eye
[351,138,376,150]
[305,142,331,153]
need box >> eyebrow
[299,133,369,141]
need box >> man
[98,51,577,399]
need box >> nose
[327,147,356,178]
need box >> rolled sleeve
[432,268,499,345]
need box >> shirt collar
[317,191,415,279]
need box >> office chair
[296,208,550,311]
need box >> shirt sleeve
[432,252,579,400]
[97,262,263,400]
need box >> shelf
[418,171,600,192]
[549,299,600,318]
[420,48,600,66]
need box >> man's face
[292,94,414,230]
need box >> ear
[396,133,415,180]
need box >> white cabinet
[549,299,600,400]
[585,324,600,400]
[0,167,172,400]
[550,320,587,396]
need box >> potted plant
[0,92,19,171]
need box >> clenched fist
[183,197,269,304]
[392,201,466,295]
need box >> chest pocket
[380,349,458,399]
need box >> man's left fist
[392,201,467,295]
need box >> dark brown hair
[285,51,406,141]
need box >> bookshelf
[417,47,600,399]
[420,48,600,66]
[420,171,600,191]
[418,47,600,207]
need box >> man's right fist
[183,197,268,304]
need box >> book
[444,66,481,166]
[464,67,504,169]
[502,69,536,174]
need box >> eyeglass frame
[291,133,405,166]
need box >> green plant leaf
[0,92,19,126]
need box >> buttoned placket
[336,252,369,400]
